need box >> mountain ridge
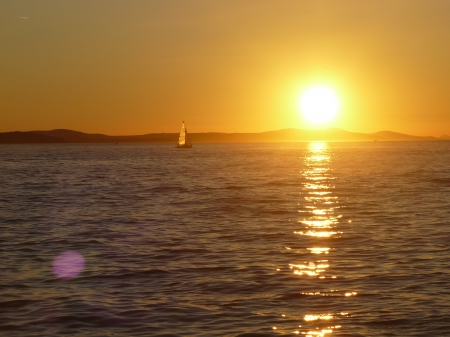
[0,128,444,144]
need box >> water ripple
[1,142,450,336]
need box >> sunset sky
[1,0,450,136]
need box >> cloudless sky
[1,0,450,135]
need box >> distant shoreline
[0,128,448,144]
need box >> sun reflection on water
[304,314,333,321]
[297,142,340,262]
[307,247,330,254]
[275,142,353,336]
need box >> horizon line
[1,127,448,138]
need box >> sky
[1,0,450,136]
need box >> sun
[299,86,340,125]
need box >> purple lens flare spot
[52,251,85,279]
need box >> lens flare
[52,251,85,279]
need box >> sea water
[1,141,450,336]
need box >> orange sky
[1,1,450,136]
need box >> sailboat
[176,121,192,148]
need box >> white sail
[178,122,186,146]
[177,121,192,148]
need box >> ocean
[1,141,450,337]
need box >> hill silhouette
[0,131,66,144]
[0,128,442,144]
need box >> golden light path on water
[277,142,353,336]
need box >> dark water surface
[1,142,450,336]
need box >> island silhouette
[0,128,447,144]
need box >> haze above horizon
[1,1,450,136]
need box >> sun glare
[300,86,340,125]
